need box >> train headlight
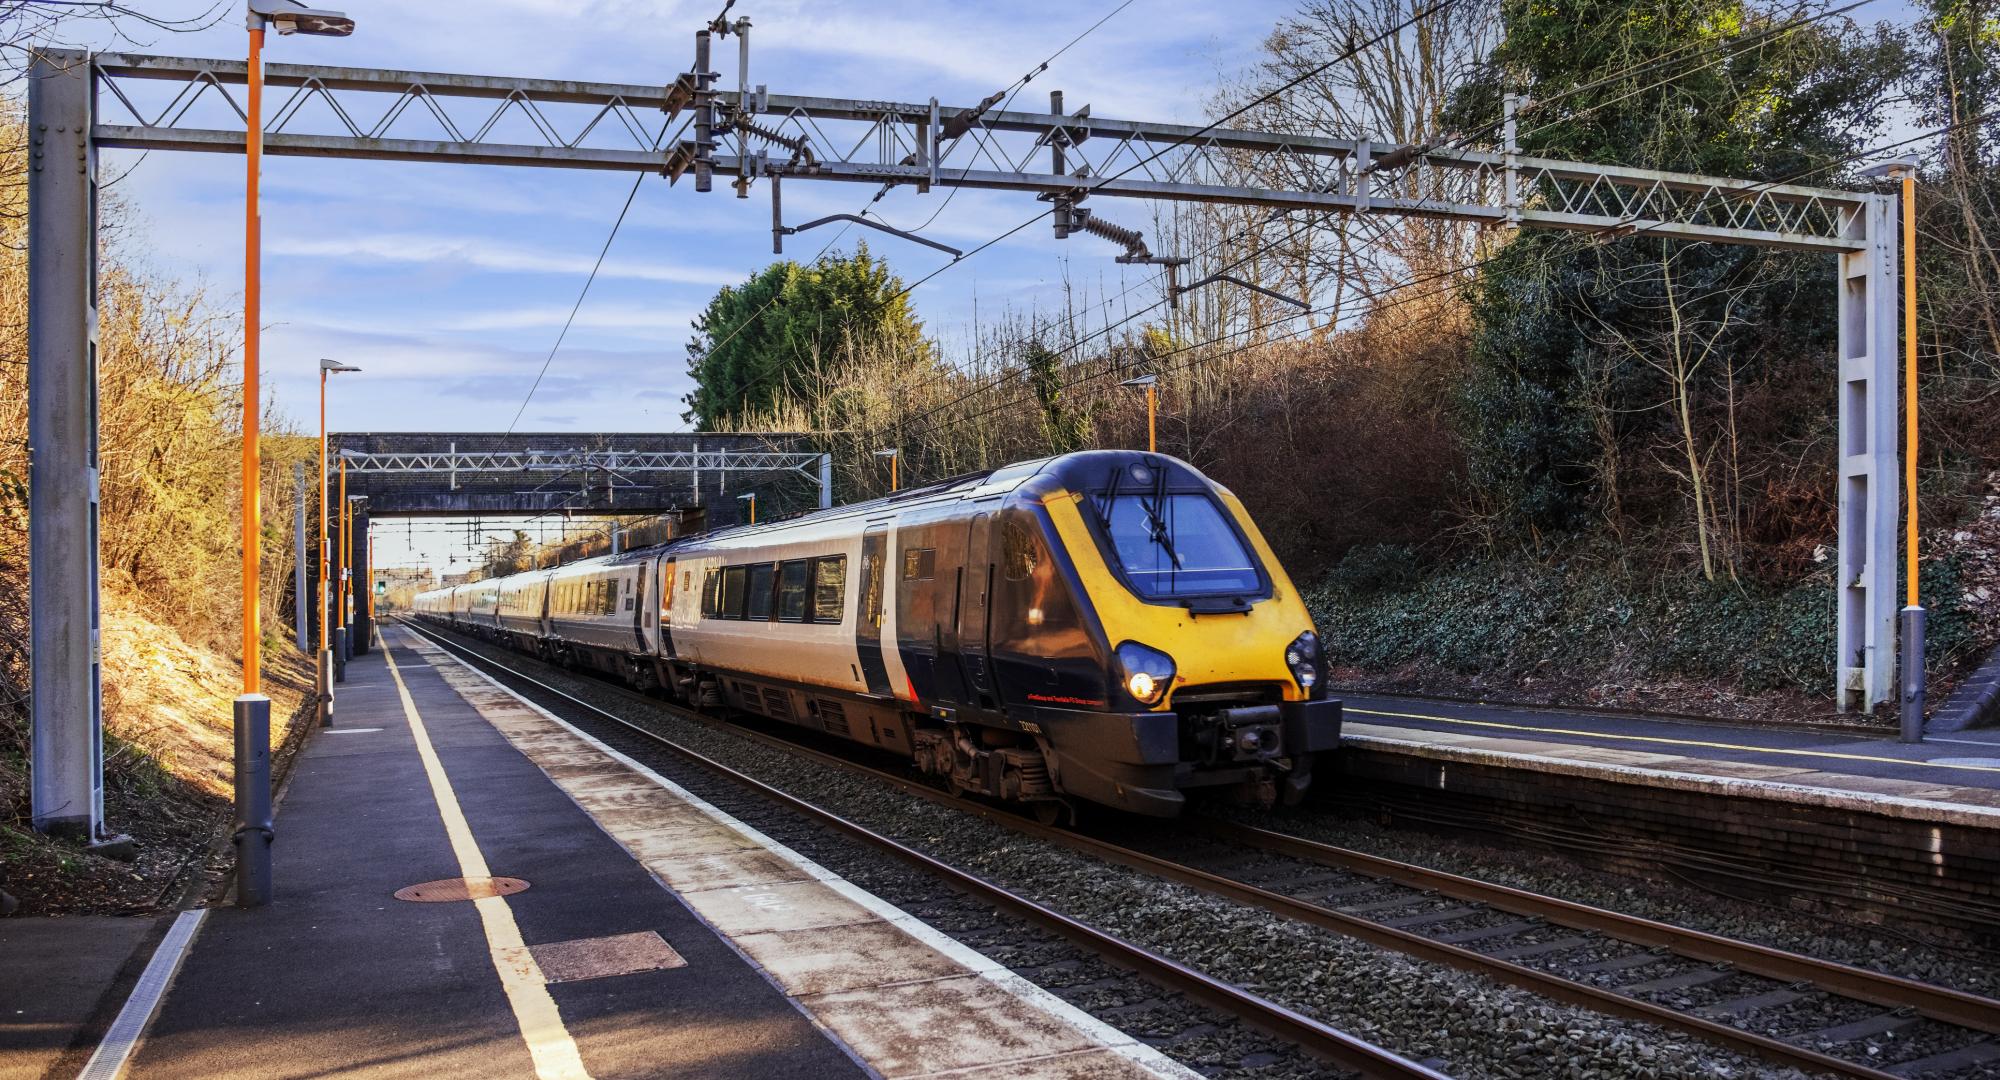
[1286,631,1320,691]
[1115,641,1175,706]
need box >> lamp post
[1120,374,1159,454]
[1863,157,1923,741]
[873,448,900,492]
[316,360,358,726]
[236,0,355,911]
[738,491,757,525]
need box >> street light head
[737,492,755,500]
[1120,374,1159,389]
[320,358,361,373]
[248,0,354,36]
[872,448,899,458]
[1859,156,1919,180]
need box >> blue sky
[88,0,1294,438]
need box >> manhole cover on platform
[394,877,531,902]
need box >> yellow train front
[882,450,1341,818]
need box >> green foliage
[1323,543,1425,597]
[1024,341,1093,454]
[1447,0,1906,551]
[1309,551,1839,693]
[1311,547,1983,697]
[683,244,927,431]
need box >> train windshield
[1099,492,1260,598]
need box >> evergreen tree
[682,243,927,430]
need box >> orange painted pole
[1146,385,1157,454]
[241,24,264,695]
[318,371,328,656]
[338,458,348,638]
[891,453,899,492]
[1903,171,1918,607]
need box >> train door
[958,511,996,705]
[857,526,893,695]
[658,558,678,658]
[630,567,648,652]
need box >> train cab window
[776,560,810,621]
[745,564,776,620]
[902,547,936,580]
[720,566,749,619]
[701,570,721,617]
[811,556,846,623]
[1100,493,1261,598]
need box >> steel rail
[395,619,1450,1080]
[403,620,1999,1080]
[1194,819,2000,1038]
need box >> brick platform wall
[1337,748,2000,945]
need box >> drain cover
[395,876,531,902]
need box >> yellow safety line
[1347,707,2000,776]
[383,637,594,1080]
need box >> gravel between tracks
[419,628,1802,1080]
[1225,807,2000,1002]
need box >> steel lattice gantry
[328,433,834,515]
[26,45,1904,835]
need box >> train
[410,450,1341,819]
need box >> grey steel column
[293,462,308,651]
[1835,193,1900,712]
[818,452,833,509]
[1901,606,1926,741]
[28,54,104,840]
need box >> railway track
[404,620,2000,1080]
[396,620,1446,1080]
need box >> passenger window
[721,566,749,619]
[776,560,810,621]
[1002,518,1038,581]
[746,564,776,620]
[701,570,721,617]
[811,557,846,623]
[902,547,936,580]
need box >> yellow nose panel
[1042,489,1315,707]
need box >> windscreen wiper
[1140,467,1182,570]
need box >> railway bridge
[323,431,832,658]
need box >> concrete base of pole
[232,694,274,908]
[1901,605,1927,743]
[333,627,347,684]
[317,648,334,727]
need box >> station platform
[1339,693,2000,826]
[86,627,1191,1080]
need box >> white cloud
[265,233,746,287]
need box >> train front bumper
[1033,698,1343,817]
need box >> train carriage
[413,450,1341,818]
[494,569,553,653]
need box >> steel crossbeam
[339,448,829,478]
[78,50,1867,253]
